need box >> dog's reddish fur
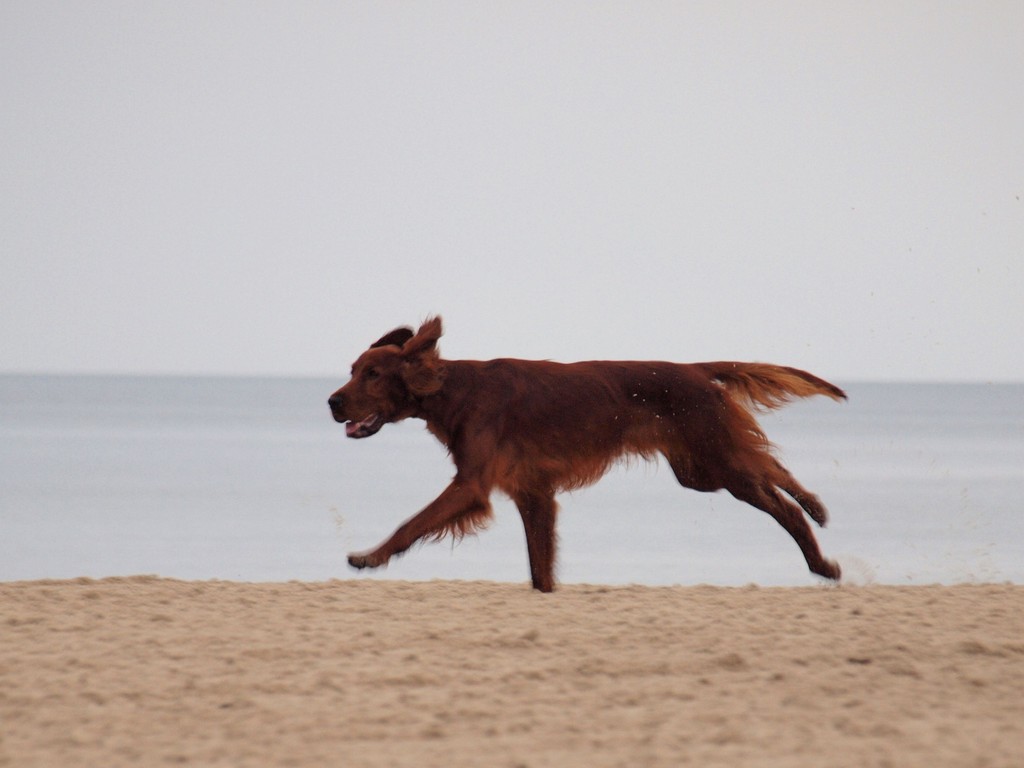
[329,317,845,592]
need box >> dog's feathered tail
[701,362,846,412]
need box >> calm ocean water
[1,375,1021,586]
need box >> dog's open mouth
[345,413,384,439]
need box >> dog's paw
[348,552,382,570]
[816,558,842,582]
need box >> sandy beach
[1,578,1021,767]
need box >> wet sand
[2,578,1021,766]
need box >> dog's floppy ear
[370,327,414,349]
[402,316,443,358]
[401,316,445,396]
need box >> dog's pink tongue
[346,414,376,437]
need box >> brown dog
[329,317,845,591]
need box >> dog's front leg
[348,479,489,570]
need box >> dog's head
[328,317,445,438]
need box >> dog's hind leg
[513,491,559,593]
[663,449,723,493]
[726,478,841,581]
[663,443,838,579]
[768,458,830,527]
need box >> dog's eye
[365,367,380,380]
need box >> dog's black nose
[328,394,343,411]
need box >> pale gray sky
[2,2,1022,381]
